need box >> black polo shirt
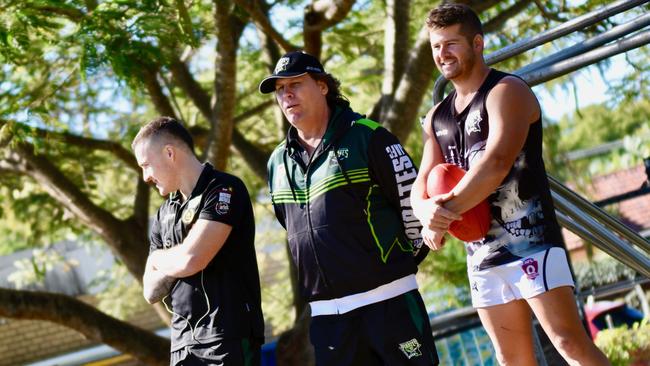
[149,163,264,351]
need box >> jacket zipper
[291,143,332,291]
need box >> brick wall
[0,302,164,366]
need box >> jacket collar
[285,105,363,156]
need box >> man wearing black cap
[261,51,439,365]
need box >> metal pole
[549,175,650,254]
[553,198,650,277]
[555,211,644,278]
[486,0,650,65]
[516,12,650,76]
[522,30,650,86]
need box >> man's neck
[297,107,332,157]
[453,64,491,98]
[450,65,491,113]
[179,158,205,200]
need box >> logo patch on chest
[466,110,482,134]
[181,195,203,225]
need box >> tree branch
[231,128,271,180]
[382,26,436,142]
[303,0,356,57]
[484,0,534,34]
[142,67,177,119]
[464,0,504,13]
[532,0,567,23]
[168,57,214,122]
[0,119,138,171]
[255,1,290,136]
[234,100,275,124]
[0,288,169,366]
[232,0,298,53]
[306,0,356,31]
[7,140,148,279]
[30,4,85,21]
[131,178,150,231]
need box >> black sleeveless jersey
[432,69,564,270]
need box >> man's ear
[473,33,484,53]
[318,80,328,96]
[163,144,175,161]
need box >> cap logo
[274,57,290,74]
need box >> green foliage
[253,203,294,335]
[543,98,650,189]
[91,262,150,320]
[595,319,650,366]
[418,236,471,310]
[0,184,81,252]
[7,247,75,289]
[573,256,638,291]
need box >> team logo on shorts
[398,338,422,359]
[522,258,540,280]
[216,188,232,215]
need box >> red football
[426,163,491,242]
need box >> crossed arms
[142,219,233,304]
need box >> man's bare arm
[143,253,176,304]
[149,219,232,278]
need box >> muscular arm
[148,219,233,278]
[444,77,540,214]
[411,106,445,211]
[411,105,461,249]
[143,254,177,304]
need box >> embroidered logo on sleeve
[216,187,233,215]
[398,338,423,359]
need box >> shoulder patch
[354,118,380,131]
[216,187,233,215]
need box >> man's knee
[550,331,587,360]
[492,343,536,366]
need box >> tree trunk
[379,0,411,122]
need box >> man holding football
[410,3,610,366]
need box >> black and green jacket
[267,106,427,302]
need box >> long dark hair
[310,72,350,109]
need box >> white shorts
[468,247,575,308]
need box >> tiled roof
[563,164,650,251]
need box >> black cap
[258,51,325,94]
